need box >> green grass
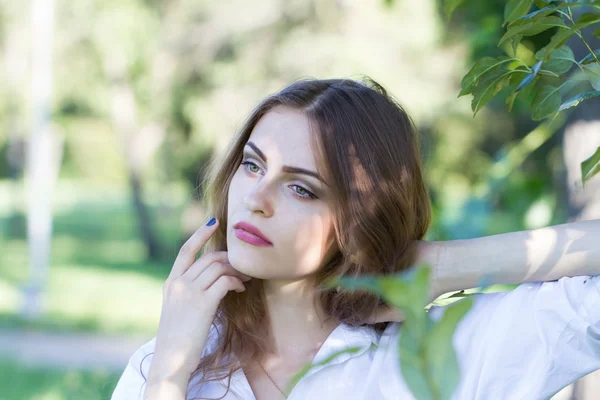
[0,357,122,400]
[0,180,199,336]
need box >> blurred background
[1,0,599,399]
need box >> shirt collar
[224,323,380,398]
[312,322,380,365]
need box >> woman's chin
[227,250,266,278]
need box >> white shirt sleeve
[110,336,156,400]
[451,274,600,399]
[110,322,223,400]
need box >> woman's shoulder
[448,275,600,398]
[125,335,157,380]
[373,276,600,399]
[111,323,223,400]
[110,336,156,400]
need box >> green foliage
[499,16,568,47]
[559,89,600,111]
[504,0,534,27]
[543,45,577,75]
[584,62,600,88]
[536,12,600,59]
[457,54,532,115]
[448,0,600,183]
[530,79,563,119]
[444,0,467,20]
[582,146,600,186]
[318,265,476,400]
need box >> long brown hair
[187,77,432,398]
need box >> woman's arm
[421,219,600,299]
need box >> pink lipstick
[233,221,273,247]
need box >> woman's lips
[234,228,274,247]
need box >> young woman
[111,78,600,400]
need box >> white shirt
[111,275,600,400]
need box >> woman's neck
[262,278,339,362]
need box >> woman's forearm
[422,219,600,298]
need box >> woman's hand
[147,217,252,384]
[366,304,405,324]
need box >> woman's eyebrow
[245,141,328,186]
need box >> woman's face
[227,106,336,280]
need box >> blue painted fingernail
[206,217,217,226]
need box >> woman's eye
[241,160,261,173]
[241,160,317,200]
[291,185,317,200]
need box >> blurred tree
[21,0,62,319]
[93,1,163,259]
[6,0,520,259]
[0,2,29,237]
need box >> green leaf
[424,298,474,400]
[380,266,432,338]
[506,89,519,111]
[459,56,516,97]
[579,50,600,65]
[558,90,600,111]
[379,277,420,314]
[399,328,435,400]
[531,83,564,120]
[537,13,600,59]
[444,0,465,21]
[577,12,600,25]
[406,265,431,306]
[536,30,575,60]
[330,264,434,331]
[533,0,552,8]
[543,46,576,75]
[499,16,568,47]
[328,275,384,296]
[583,63,600,90]
[510,34,524,57]
[472,68,522,116]
[515,4,560,24]
[504,0,532,26]
[594,26,600,38]
[582,147,600,185]
[515,60,542,92]
[513,2,600,26]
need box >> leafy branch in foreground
[445,0,600,185]
[289,264,478,400]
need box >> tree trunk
[4,14,28,238]
[108,81,162,260]
[21,0,60,319]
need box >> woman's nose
[243,179,274,216]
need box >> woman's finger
[170,217,219,279]
[205,274,247,300]
[192,262,251,290]
[180,251,229,281]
